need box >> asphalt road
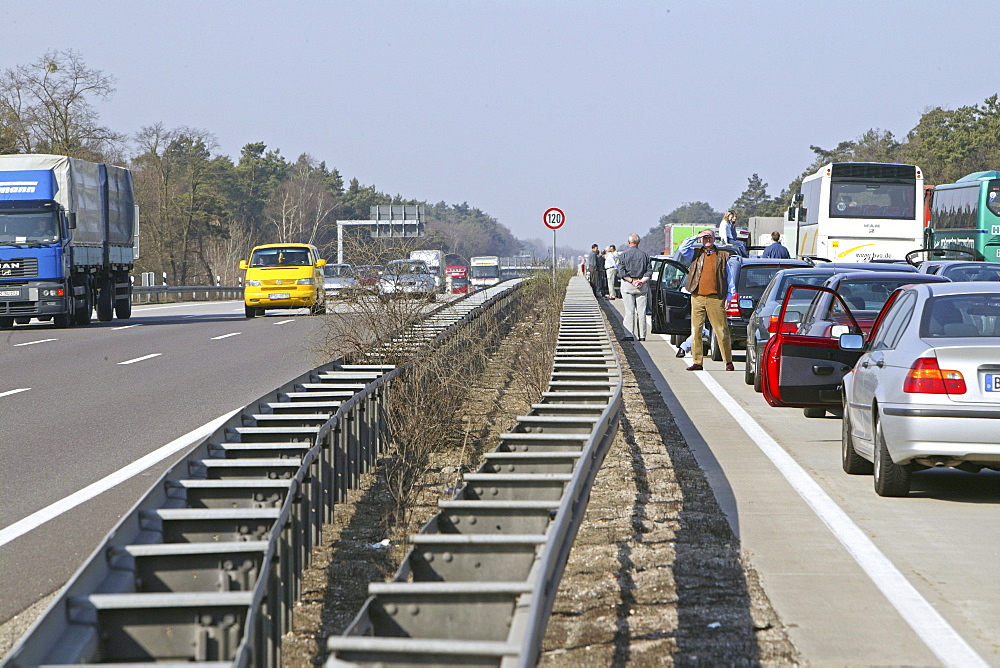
[0,300,336,623]
[618,305,1000,665]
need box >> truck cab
[239,243,327,318]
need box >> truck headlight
[296,278,314,285]
[247,280,261,286]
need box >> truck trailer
[0,154,137,328]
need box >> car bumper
[881,404,1000,466]
[245,287,318,309]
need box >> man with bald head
[616,233,652,342]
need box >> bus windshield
[471,265,499,279]
[829,182,915,219]
[988,180,1000,217]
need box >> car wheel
[841,406,873,475]
[245,304,257,318]
[744,346,755,386]
[873,419,910,496]
[803,407,826,418]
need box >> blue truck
[0,154,137,328]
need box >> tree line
[0,50,522,285]
[640,93,1000,254]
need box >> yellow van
[239,243,327,318]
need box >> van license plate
[0,290,19,297]
[985,374,1000,392]
[269,293,290,300]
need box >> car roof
[819,261,918,272]
[924,260,995,268]
[823,271,951,285]
[914,282,1000,297]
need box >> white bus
[789,163,924,261]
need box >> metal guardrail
[325,275,624,667]
[4,280,527,667]
[131,285,243,304]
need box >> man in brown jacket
[677,229,736,371]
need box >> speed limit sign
[543,207,565,230]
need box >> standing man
[677,229,736,371]
[604,244,620,299]
[586,244,603,297]
[761,230,791,258]
[616,233,652,342]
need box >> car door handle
[861,361,869,368]
[874,359,884,368]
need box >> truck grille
[0,257,38,278]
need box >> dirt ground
[538,309,800,666]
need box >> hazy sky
[3,1,994,250]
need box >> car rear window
[921,295,1000,337]
[834,277,943,313]
[739,265,791,298]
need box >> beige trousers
[690,294,731,365]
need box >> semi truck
[469,255,501,290]
[0,154,137,328]
[409,249,445,292]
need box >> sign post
[543,207,565,287]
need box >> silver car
[378,259,437,301]
[323,263,359,299]
[840,282,1000,496]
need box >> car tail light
[726,293,741,317]
[903,357,966,395]
[768,315,798,335]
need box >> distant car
[355,265,383,294]
[323,263,358,299]
[918,260,1000,282]
[745,263,923,392]
[378,260,436,301]
[840,283,1000,496]
[762,271,950,417]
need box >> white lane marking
[273,319,294,325]
[13,338,57,347]
[111,324,141,330]
[0,408,241,547]
[117,353,161,365]
[210,332,241,340]
[0,388,31,398]
[679,349,987,667]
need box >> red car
[760,272,950,417]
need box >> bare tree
[0,49,124,160]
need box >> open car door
[648,257,692,335]
[761,285,865,408]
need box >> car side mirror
[316,259,327,267]
[739,298,754,310]
[239,260,248,270]
[67,212,77,229]
[839,333,864,350]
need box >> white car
[378,260,436,301]
[840,282,1000,496]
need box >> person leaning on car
[677,229,736,371]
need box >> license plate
[269,293,290,300]
[985,374,1000,392]
[0,289,19,297]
